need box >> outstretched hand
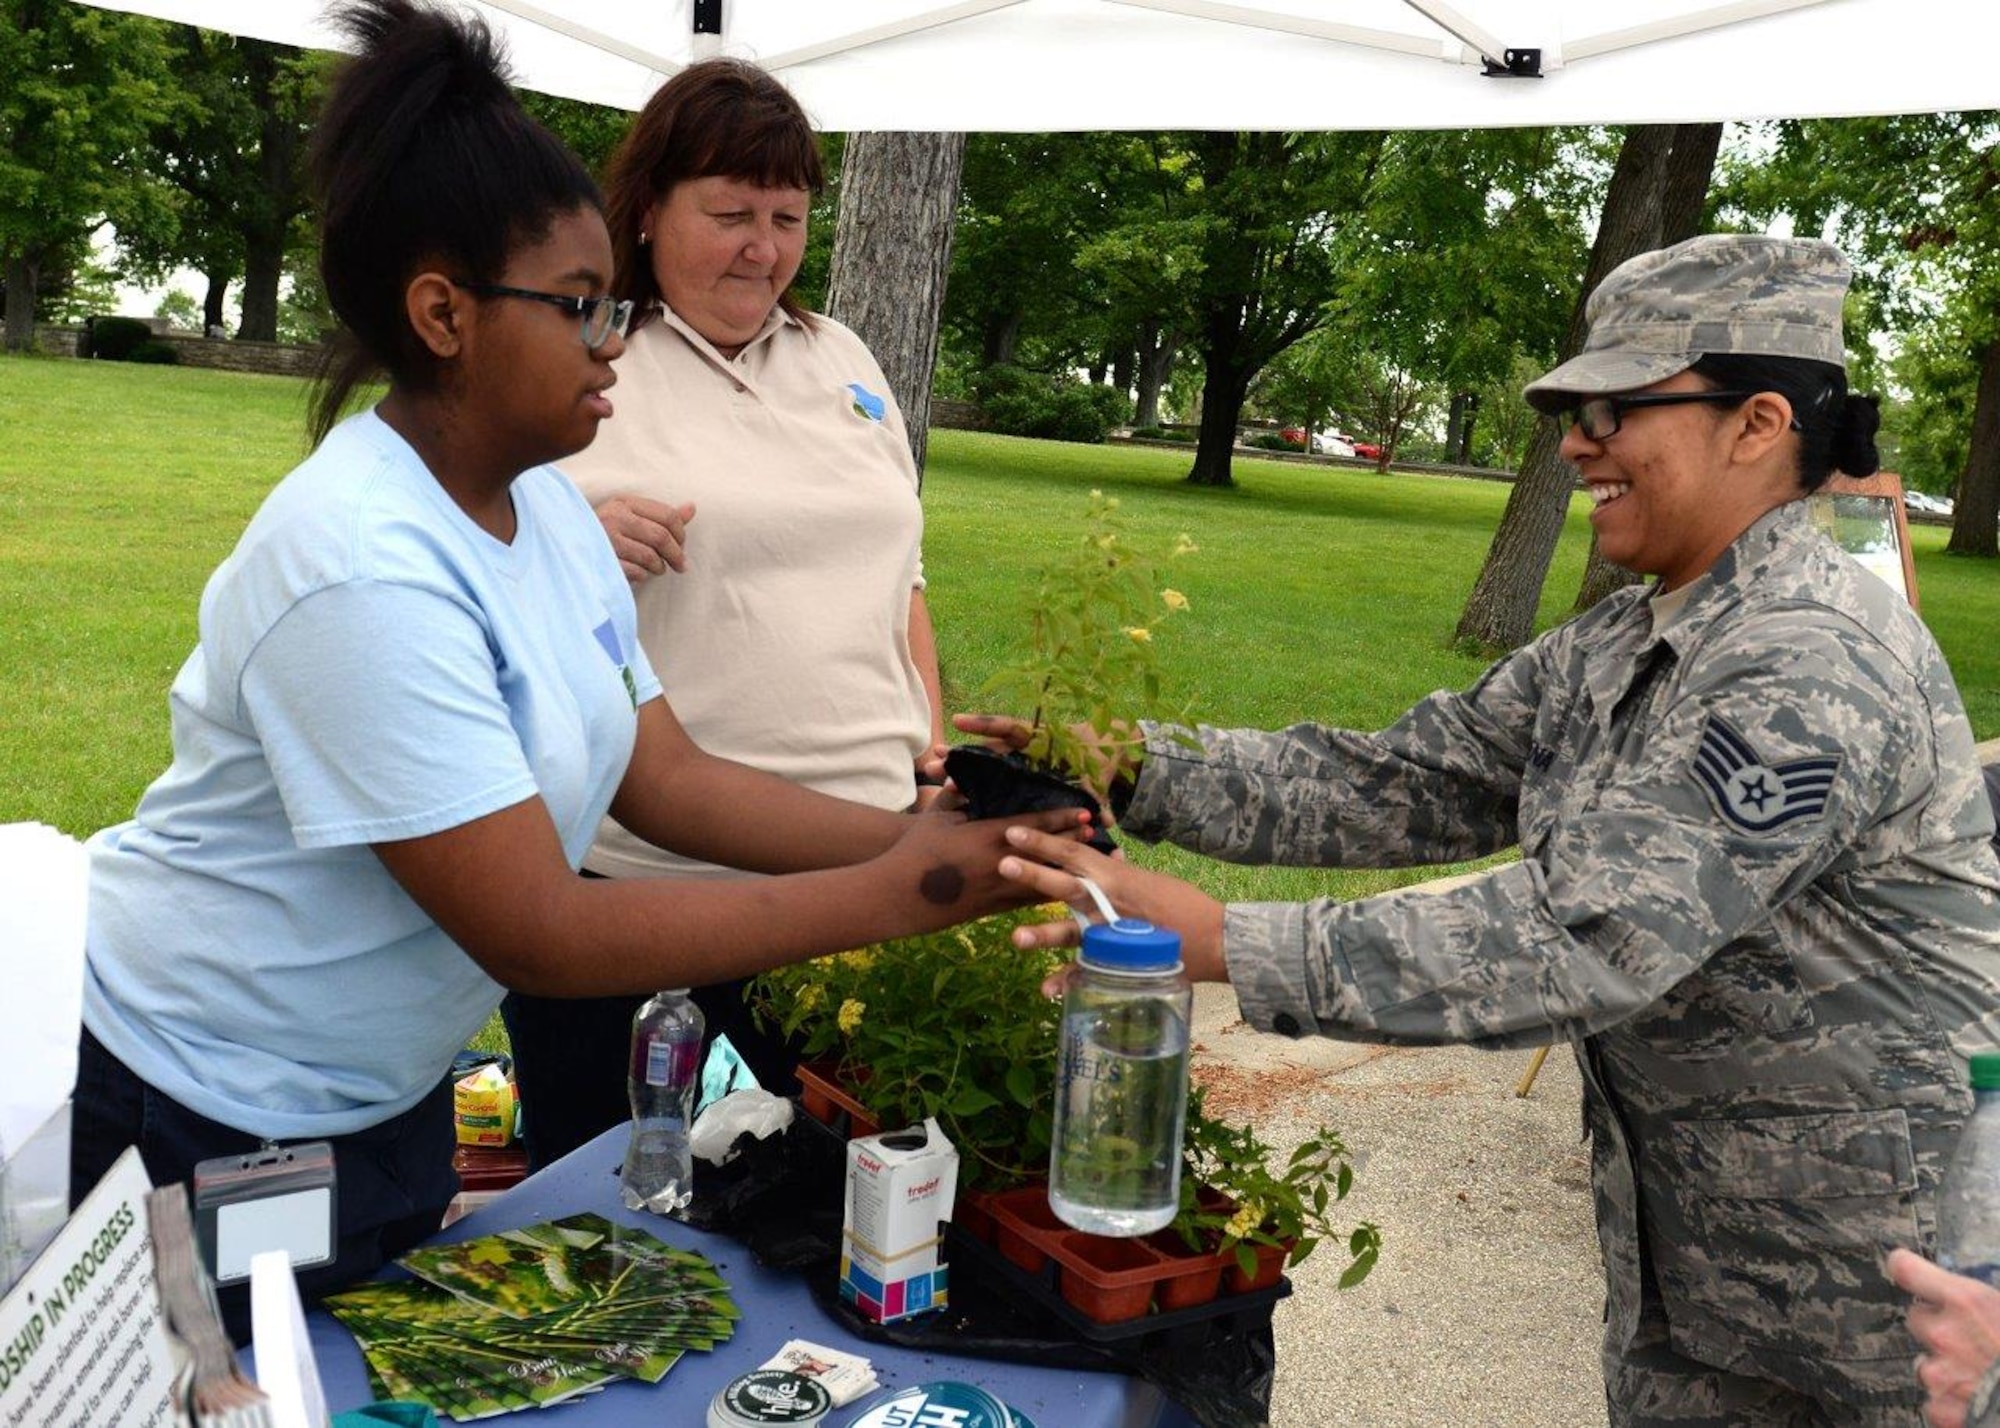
[1888,1247,2000,1428]
[996,824,1227,981]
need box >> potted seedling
[946,489,1196,852]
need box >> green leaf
[950,1085,1000,1116]
[1004,1063,1037,1107]
[1337,1247,1378,1289]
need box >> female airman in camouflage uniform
[982,234,2000,1426]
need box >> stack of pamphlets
[148,1184,275,1426]
[324,1213,738,1421]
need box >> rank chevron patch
[1692,712,1841,834]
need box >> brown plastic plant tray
[964,1186,1290,1342]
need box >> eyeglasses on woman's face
[452,280,633,350]
[1557,389,1760,442]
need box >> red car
[1351,440,1384,461]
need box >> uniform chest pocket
[1663,1110,1917,1369]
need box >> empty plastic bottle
[620,988,704,1215]
[1049,918,1192,1237]
[1940,1052,2000,1285]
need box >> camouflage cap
[1523,234,1851,414]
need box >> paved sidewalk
[1188,985,1609,1427]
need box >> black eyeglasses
[452,281,633,350]
[1558,389,1761,441]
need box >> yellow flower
[839,947,877,972]
[838,998,866,1035]
[1224,1200,1265,1239]
[797,983,825,1013]
[1161,588,1189,612]
[1124,626,1152,644]
[1174,533,1199,557]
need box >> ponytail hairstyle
[1689,353,1883,493]
[601,58,824,333]
[306,0,602,444]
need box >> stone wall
[930,396,989,431]
[32,323,325,378]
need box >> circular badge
[712,1369,832,1425]
[849,1382,1019,1428]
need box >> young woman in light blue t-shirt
[70,0,1079,1341]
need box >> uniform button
[1272,1012,1302,1038]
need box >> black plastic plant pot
[944,745,1117,855]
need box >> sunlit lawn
[6,352,1996,923]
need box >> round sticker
[712,1369,832,1424]
[849,1382,1020,1428]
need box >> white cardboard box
[839,1118,958,1324]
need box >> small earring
[638,232,651,246]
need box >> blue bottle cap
[1079,918,1182,971]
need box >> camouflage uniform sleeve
[1971,1359,2000,1428]
[1224,608,1919,1047]
[1122,631,1557,869]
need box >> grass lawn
[6,352,1998,923]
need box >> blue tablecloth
[272,1124,1199,1427]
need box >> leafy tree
[1726,113,2000,556]
[1454,124,1721,650]
[1329,128,1587,472]
[110,28,323,342]
[153,288,200,329]
[0,0,178,349]
[945,133,1130,379]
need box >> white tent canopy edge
[65,0,2000,129]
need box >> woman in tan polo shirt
[502,59,947,1168]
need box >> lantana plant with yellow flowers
[974,488,1195,789]
[751,907,1069,1190]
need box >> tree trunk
[202,272,231,334]
[1453,124,1674,651]
[1134,321,1176,430]
[825,131,966,482]
[3,253,39,352]
[1659,123,1724,246]
[238,240,283,342]
[982,311,1020,368]
[1187,346,1249,488]
[1567,121,1727,616]
[1458,390,1480,463]
[1573,538,1644,611]
[1445,392,1468,462]
[1945,333,2000,558]
[1111,344,1134,400]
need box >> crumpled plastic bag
[690,1088,794,1166]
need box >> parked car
[1312,430,1357,458]
[1351,439,1383,461]
[1905,491,1954,517]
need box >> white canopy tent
[65,0,2000,129]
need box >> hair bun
[1831,392,1882,478]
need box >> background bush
[973,364,1130,443]
[127,341,180,366]
[88,316,155,361]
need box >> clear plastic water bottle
[1939,1051,2000,1284]
[620,988,704,1216]
[1049,918,1192,1237]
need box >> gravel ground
[1189,984,1610,1428]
